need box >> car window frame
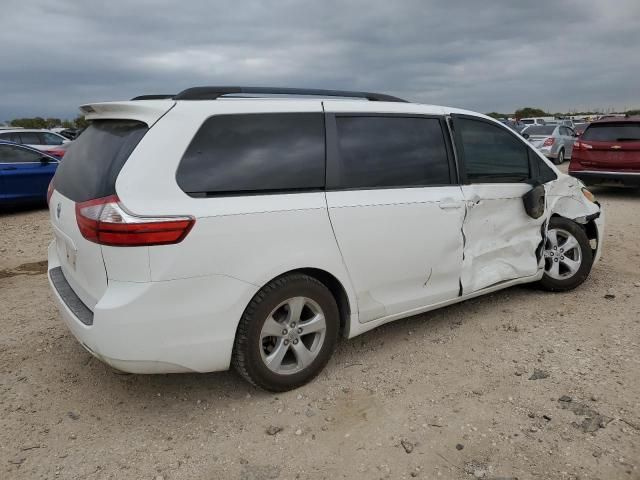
[450,113,556,185]
[175,112,327,198]
[0,144,55,164]
[39,132,65,145]
[16,131,43,145]
[325,112,458,191]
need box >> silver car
[522,124,577,164]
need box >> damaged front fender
[545,174,604,265]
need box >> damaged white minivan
[47,87,604,391]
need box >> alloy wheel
[259,296,327,375]
[544,228,582,280]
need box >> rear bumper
[47,241,258,374]
[570,170,640,186]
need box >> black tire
[555,148,565,165]
[537,217,593,292]
[232,274,339,392]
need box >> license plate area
[54,230,77,271]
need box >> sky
[1,0,639,120]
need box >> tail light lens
[75,195,195,246]
[573,141,593,151]
[47,149,66,158]
[47,179,55,205]
[542,137,555,147]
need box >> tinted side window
[333,116,451,189]
[0,145,44,163]
[41,132,64,145]
[177,113,325,196]
[457,118,530,182]
[18,132,42,144]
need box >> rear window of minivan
[176,113,325,196]
[581,122,640,142]
[53,120,148,202]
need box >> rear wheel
[232,274,339,392]
[555,148,565,165]
[538,217,593,291]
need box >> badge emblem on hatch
[56,202,62,219]
[611,145,621,149]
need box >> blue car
[0,140,59,205]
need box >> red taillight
[542,137,555,147]
[47,149,66,158]
[573,141,593,151]
[75,195,195,247]
[47,180,54,205]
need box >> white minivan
[47,87,604,391]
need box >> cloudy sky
[1,0,639,120]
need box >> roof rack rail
[131,94,175,100]
[172,86,407,103]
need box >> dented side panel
[460,183,545,293]
[326,186,466,323]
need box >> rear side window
[456,118,530,182]
[177,113,325,196]
[53,120,148,202]
[582,122,640,142]
[333,116,451,189]
[40,132,65,145]
[18,132,42,144]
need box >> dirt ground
[1,168,639,479]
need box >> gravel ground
[1,170,639,479]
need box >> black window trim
[450,113,556,185]
[0,144,55,165]
[177,112,328,198]
[325,112,459,191]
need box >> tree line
[4,116,89,129]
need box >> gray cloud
[1,0,639,120]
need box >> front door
[451,115,545,294]
[324,111,465,322]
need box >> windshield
[581,122,640,142]
[523,126,556,135]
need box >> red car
[569,116,640,186]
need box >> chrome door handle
[439,201,462,209]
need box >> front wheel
[232,274,339,392]
[537,217,593,292]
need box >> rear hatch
[49,109,163,309]
[574,121,640,171]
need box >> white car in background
[47,86,604,391]
[0,129,70,157]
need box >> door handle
[439,200,462,209]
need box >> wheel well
[284,268,351,338]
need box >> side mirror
[522,184,545,219]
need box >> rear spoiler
[79,100,175,127]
